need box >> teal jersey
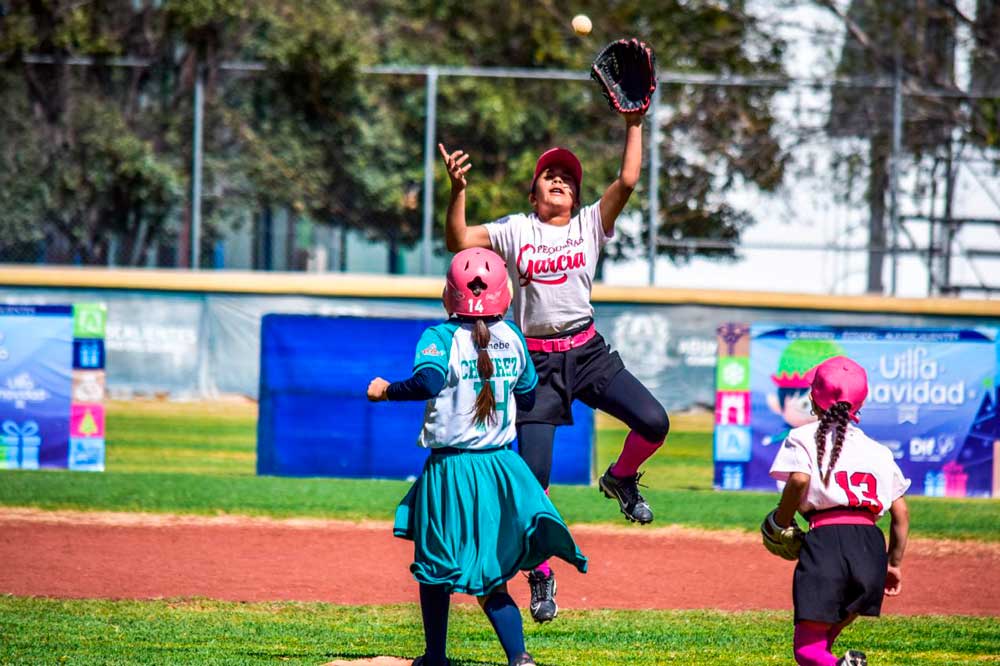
[412,318,537,450]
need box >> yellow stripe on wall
[1,265,998,318]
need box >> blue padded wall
[257,314,593,483]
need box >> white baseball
[571,14,592,36]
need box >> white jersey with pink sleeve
[769,421,911,518]
[484,202,610,338]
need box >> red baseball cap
[531,147,583,196]
[805,355,869,423]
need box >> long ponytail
[813,401,852,486]
[472,318,497,426]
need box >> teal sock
[418,583,450,665]
[482,592,525,663]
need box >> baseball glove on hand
[590,38,657,114]
[761,509,805,561]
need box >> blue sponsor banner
[714,324,1000,498]
[258,314,593,483]
[0,305,73,469]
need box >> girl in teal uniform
[367,247,588,666]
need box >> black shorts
[517,323,625,426]
[793,524,888,624]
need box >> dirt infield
[2,509,997,616]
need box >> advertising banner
[0,303,106,471]
[714,324,1000,498]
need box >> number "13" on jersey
[834,471,883,513]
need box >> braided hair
[460,275,498,427]
[471,317,497,426]
[813,401,852,486]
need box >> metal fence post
[888,57,903,295]
[648,84,661,286]
[191,64,205,270]
[421,67,439,274]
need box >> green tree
[821,0,961,294]
[0,0,370,266]
[361,0,788,268]
[818,0,1000,294]
[1,1,788,270]
[1,1,186,264]
[959,0,999,149]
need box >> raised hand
[438,143,472,190]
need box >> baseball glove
[760,509,805,561]
[590,38,657,114]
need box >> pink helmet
[443,248,511,317]
[805,356,869,423]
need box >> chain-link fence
[2,56,998,297]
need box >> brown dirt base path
[1,509,997,616]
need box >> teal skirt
[393,446,588,597]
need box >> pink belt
[810,509,877,529]
[525,324,596,353]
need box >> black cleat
[599,465,654,524]
[526,568,558,623]
[837,650,868,666]
[511,653,537,666]
[412,658,450,666]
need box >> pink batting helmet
[805,355,869,423]
[443,248,511,317]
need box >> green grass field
[2,401,998,666]
[0,401,997,541]
[1,597,998,666]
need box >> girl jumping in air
[439,110,669,623]
[367,247,587,666]
[767,356,911,666]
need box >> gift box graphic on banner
[0,420,41,469]
[714,323,1000,497]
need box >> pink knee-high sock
[794,622,838,666]
[610,430,664,478]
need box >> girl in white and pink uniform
[439,109,669,624]
[769,356,911,666]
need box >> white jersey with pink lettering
[484,202,610,337]
[769,421,911,518]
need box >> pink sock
[794,622,838,666]
[610,431,663,478]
